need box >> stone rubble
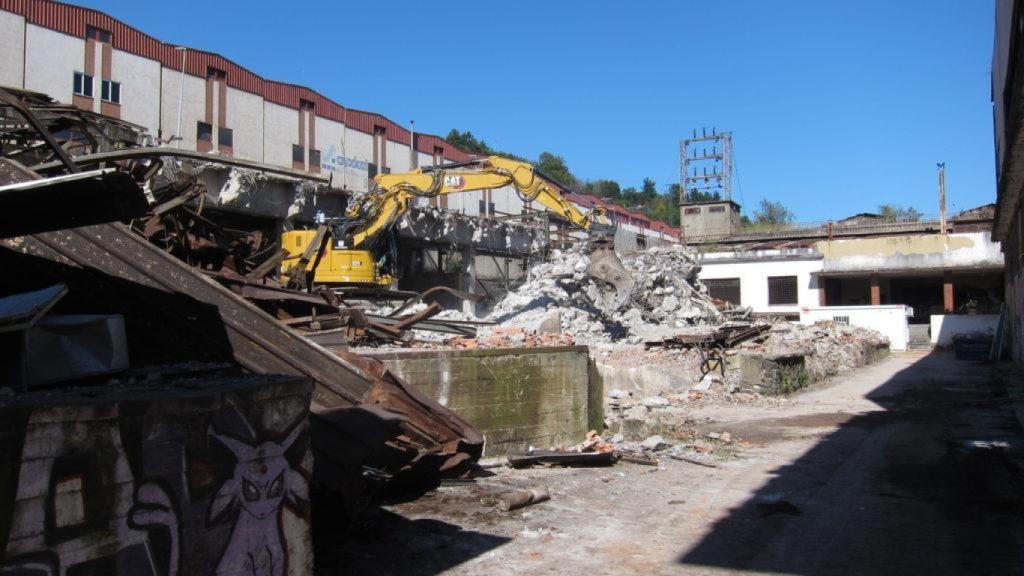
[486,244,742,345]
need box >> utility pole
[174,46,187,148]
[937,162,947,235]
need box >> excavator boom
[287,156,634,307]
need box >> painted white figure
[208,418,308,576]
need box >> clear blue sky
[77,0,996,221]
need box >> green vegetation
[878,204,923,223]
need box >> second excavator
[281,155,634,308]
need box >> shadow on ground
[315,503,511,576]
[679,350,1024,575]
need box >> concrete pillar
[818,278,827,306]
[943,271,955,313]
[870,273,881,306]
[462,246,476,316]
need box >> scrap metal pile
[0,87,484,525]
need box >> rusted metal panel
[1,221,483,508]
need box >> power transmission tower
[679,128,732,205]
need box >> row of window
[291,145,321,166]
[197,122,234,148]
[704,275,799,306]
[72,72,120,104]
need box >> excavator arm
[341,156,633,308]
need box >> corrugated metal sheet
[0,0,471,157]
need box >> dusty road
[322,350,1024,575]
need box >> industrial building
[0,0,677,249]
[687,199,1005,348]
[993,0,1024,365]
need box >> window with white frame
[73,72,93,97]
[101,80,121,104]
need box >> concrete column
[943,271,955,313]
[92,43,102,113]
[818,282,827,306]
[211,81,219,149]
[870,273,881,306]
[461,246,476,316]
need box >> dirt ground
[320,350,1024,576]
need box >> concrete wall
[816,231,1004,274]
[0,375,314,575]
[228,87,265,161]
[698,254,824,314]
[263,101,298,168]
[362,346,595,456]
[113,50,161,136]
[930,314,1001,346]
[800,305,910,351]
[159,67,206,149]
[23,24,83,103]
[0,11,25,89]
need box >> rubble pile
[488,244,737,345]
[446,326,574,350]
[740,321,890,383]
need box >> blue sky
[77,0,996,221]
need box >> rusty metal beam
[0,87,79,173]
[30,146,331,183]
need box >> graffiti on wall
[0,384,312,576]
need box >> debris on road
[497,487,551,511]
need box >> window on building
[100,80,120,104]
[479,199,486,215]
[207,67,226,81]
[704,277,741,305]
[292,144,304,163]
[218,126,233,148]
[197,121,213,142]
[299,98,315,111]
[85,26,112,43]
[709,205,726,213]
[309,148,321,167]
[767,275,799,306]
[684,207,701,215]
[73,72,93,97]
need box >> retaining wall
[362,346,596,456]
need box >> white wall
[159,68,206,150]
[930,314,1001,346]
[112,49,161,136]
[227,87,264,161]
[699,257,824,314]
[0,11,24,89]
[385,139,411,174]
[262,101,298,167]
[800,305,908,351]
[24,24,83,102]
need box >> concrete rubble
[486,244,738,345]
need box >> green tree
[683,189,722,203]
[640,178,658,201]
[753,199,794,227]
[878,204,923,223]
[536,152,576,188]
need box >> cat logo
[443,175,466,189]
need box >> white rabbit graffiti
[207,417,308,576]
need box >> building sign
[321,144,370,191]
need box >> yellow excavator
[281,155,634,307]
